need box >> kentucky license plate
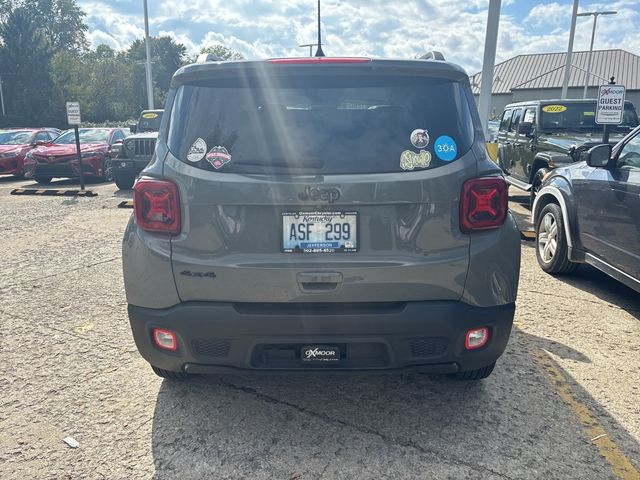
[282,212,358,253]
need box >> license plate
[301,345,341,363]
[282,211,358,253]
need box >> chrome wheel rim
[538,212,558,263]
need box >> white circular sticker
[187,138,207,162]
[410,129,430,149]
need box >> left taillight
[134,178,181,235]
[460,177,507,233]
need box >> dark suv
[532,125,640,292]
[497,99,638,204]
[122,55,521,380]
[112,109,164,190]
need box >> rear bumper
[128,301,515,374]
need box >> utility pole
[477,0,501,137]
[143,0,154,110]
[578,11,617,99]
[561,0,580,99]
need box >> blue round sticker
[434,136,457,162]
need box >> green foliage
[199,44,245,61]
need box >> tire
[114,169,135,190]
[151,365,191,380]
[102,157,114,182]
[535,203,578,274]
[35,176,52,185]
[448,362,495,380]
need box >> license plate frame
[282,211,358,253]
[301,345,341,363]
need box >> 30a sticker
[434,136,457,162]
[542,105,567,113]
[400,150,431,170]
[186,138,207,162]
[206,146,232,169]
[410,129,430,149]
[142,112,158,119]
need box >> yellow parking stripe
[534,350,640,479]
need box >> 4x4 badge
[206,146,231,169]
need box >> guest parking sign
[596,85,625,125]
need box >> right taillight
[134,178,181,235]
[460,177,507,233]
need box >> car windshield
[0,130,34,145]
[540,102,639,133]
[167,73,475,174]
[54,129,111,144]
[137,112,163,132]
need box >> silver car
[123,55,521,380]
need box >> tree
[126,35,187,111]
[0,6,55,124]
[199,45,244,61]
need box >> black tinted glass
[540,102,639,132]
[167,74,475,174]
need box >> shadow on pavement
[148,328,639,479]
[554,264,640,321]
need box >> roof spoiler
[196,53,223,63]
[420,51,446,61]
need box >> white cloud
[77,0,640,74]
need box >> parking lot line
[534,350,640,480]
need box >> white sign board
[596,85,626,125]
[66,101,81,125]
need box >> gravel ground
[0,177,638,479]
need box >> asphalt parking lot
[1,177,639,479]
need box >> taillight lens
[460,177,507,232]
[134,179,181,235]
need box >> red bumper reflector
[153,328,177,351]
[465,327,490,350]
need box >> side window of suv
[523,108,536,125]
[617,134,640,170]
[499,109,512,132]
[509,109,523,133]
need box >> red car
[0,128,61,177]
[24,128,128,184]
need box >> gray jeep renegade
[122,55,521,380]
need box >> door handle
[297,272,343,293]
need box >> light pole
[477,0,501,137]
[561,0,580,99]
[143,0,154,110]
[299,43,318,57]
[0,74,5,116]
[577,10,617,99]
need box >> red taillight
[268,57,371,64]
[152,328,177,351]
[134,179,181,235]
[460,177,507,233]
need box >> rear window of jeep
[167,74,475,174]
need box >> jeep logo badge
[298,186,341,203]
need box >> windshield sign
[540,102,638,133]
[137,112,163,132]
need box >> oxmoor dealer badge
[302,346,340,362]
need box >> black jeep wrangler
[497,99,638,204]
[112,109,164,190]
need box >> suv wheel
[35,176,52,185]
[114,169,136,190]
[102,157,114,182]
[448,362,495,380]
[535,203,577,274]
[151,365,192,380]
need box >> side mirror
[585,144,612,168]
[129,124,137,134]
[517,122,533,137]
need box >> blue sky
[78,0,640,74]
